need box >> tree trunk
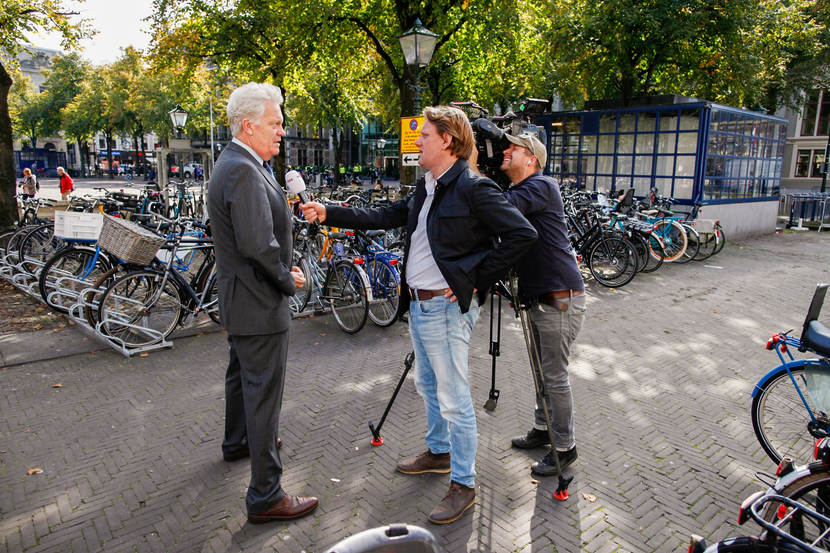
[0,62,18,227]
[139,135,147,177]
[332,129,343,189]
[77,139,87,178]
[105,130,114,179]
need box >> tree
[8,75,49,150]
[0,0,92,226]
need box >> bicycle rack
[819,197,830,233]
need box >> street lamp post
[168,104,188,139]
[398,19,439,114]
[821,119,829,194]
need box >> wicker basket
[98,215,165,265]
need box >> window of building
[800,89,829,136]
[794,149,828,177]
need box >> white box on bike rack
[691,219,716,234]
[54,211,104,241]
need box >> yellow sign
[400,116,424,154]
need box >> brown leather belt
[538,289,583,311]
[409,288,449,301]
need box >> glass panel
[675,155,696,177]
[584,175,595,190]
[705,178,721,200]
[657,132,676,154]
[617,155,633,174]
[596,175,612,191]
[596,155,614,175]
[566,135,580,156]
[633,177,652,196]
[634,155,653,175]
[795,151,811,177]
[599,114,616,133]
[659,112,678,132]
[706,155,724,177]
[638,112,656,132]
[653,177,673,197]
[708,135,719,155]
[618,113,636,133]
[679,109,700,130]
[677,132,698,154]
[655,155,675,176]
[563,156,578,174]
[581,155,596,174]
[811,150,826,178]
[565,119,581,134]
[801,89,820,136]
[636,132,654,154]
[598,133,615,154]
[674,178,694,199]
[617,133,634,154]
[582,135,597,155]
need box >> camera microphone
[285,170,310,204]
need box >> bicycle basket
[98,215,165,265]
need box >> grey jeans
[527,292,586,451]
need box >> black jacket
[325,159,537,313]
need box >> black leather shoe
[511,428,551,449]
[223,439,281,462]
[531,447,577,476]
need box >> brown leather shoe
[248,494,318,523]
[428,481,475,524]
[223,439,282,462]
[396,450,450,475]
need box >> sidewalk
[1,231,829,553]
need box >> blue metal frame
[535,100,788,206]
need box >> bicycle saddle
[328,232,349,240]
[803,321,830,357]
[365,230,385,238]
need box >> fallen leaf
[320,333,326,336]
[195,333,204,337]
[52,383,62,388]
[713,310,719,314]
[314,342,319,346]
[33,324,44,330]
[582,493,597,502]
[24,428,30,433]
[530,479,540,485]
[58,323,66,328]
[330,478,340,482]
[139,353,149,357]
[27,468,43,475]
[220,329,228,334]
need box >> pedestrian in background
[57,167,74,201]
[18,167,38,200]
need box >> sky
[34,0,155,65]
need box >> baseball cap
[504,132,547,170]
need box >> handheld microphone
[285,170,310,204]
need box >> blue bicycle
[352,229,401,327]
[751,283,830,465]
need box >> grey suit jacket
[207,141,295,335]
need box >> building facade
[777,88,830,193]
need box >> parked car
[182,163,203,180]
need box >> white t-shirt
[406,169,450,290]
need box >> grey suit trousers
[222,332,289,513]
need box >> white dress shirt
[406,169,450,291]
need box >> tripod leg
[510,277,573,500]
[484,292,501,411]
[369,351,414,446]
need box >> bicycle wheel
[39,247,111,314]
[289,251,313,314]
[751,365,830,465]
[197,264,222,325]
[98,270,182,347]
[713,224,727,255]
[693,231,719,261]
[19,224,63,275]
[367,259,401,327]
[653,220,687,262]
[641,232,665,273]
[759,467,830,550]
[628,233,649,273]
[324,260,368,334]
[676,224,700,264]
[83,267,120,328]
[5,224,39,265]
[588,235,638,287]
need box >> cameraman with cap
[473,131,586,476]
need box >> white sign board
[402,153,420,166]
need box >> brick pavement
[1,231,830,553]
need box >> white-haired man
[207,82,317,523]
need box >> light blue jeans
[408,296,481,488]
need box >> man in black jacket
[301,106,536,525]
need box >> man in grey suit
[207,82,318,523]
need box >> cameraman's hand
[300,202,326,223]
[468,148,483,177]
[291,265,306,290]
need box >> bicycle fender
[751,359,830,398]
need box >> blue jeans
[408,296,481,487]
